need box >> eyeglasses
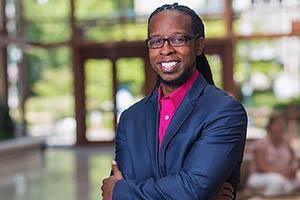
[145,34,199,49]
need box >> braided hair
[148,3,215,92]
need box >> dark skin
[101,11,234,200]
[148,11,203,96]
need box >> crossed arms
[102,100,247,200]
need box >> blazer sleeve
[114,113,135,179]
[112,100,247,200]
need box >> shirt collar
[158,70,199,110]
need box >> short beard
[159,67,196,88]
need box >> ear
[195,38,204,56]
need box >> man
[102,3,247,200]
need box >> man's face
[148,11,203,87]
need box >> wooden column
[224,0,234,37]
[71,0,87,145]
[0,0,8,107]
[222,42,235,96]
[223,0,235,96]
[111,58,118,132]
[143,56,156,95]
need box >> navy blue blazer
[112,74,247,200]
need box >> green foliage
[25,22,43,42]
[203,19,225,37]
[117,58,145,96]
[24,0,70,43]
[85,59,112,110]
[27,52,44,95]
[27,23,70,43]
[24,0,69,19]
[274,96,300,110]
[206,55,222,88]
[251,90,279,108]
[33,66,72,96]
[234,40,287,108]
[86,23,147,42]
[27,47,70,95]
[85,20,224,42]
[26,95,74,119]
[76,0,117,18]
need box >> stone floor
[0,146,114,200]
[1,146,300,200]
[237,190,300,200]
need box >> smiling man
[101,3,247,200]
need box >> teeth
[161,61,178,68]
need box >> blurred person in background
[247,112,300,196]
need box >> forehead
[149,10,193,36]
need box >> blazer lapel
[145,91,160,178]
[159,74,208,154]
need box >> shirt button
[164,115,169,120]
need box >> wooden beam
[0,34,70,48]
[234,32,299,40]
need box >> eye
[149,37,162,46]
[170,35,186,45]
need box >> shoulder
[201,85,247,118]
[118,96,149,124]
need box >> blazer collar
[144,73,208,174]
[159,74,208,154]
[145,90,160,178]
[185,72,208,102]
[145,73,208,105]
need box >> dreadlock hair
[148,3,215,93]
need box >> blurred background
[0,0,299,199]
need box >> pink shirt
[158,70,199,147]
[252,135,294,173]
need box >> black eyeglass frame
[145,33,200,49]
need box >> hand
[101,160,124,200]
[213,182,234,200]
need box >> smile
[160,61,179,72]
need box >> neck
[269,134,283,146]
[160,67,197,97]
[161,84,178,97]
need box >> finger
[221,188,234,200]
[222,182,234,192]
[222,193,234,200]
[102,178,109,184]
[112,160,120,174]
[220,189,233,197]
[111,160,123,179]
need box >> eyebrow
[149,31,191,38]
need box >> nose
[159,40,175,55]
